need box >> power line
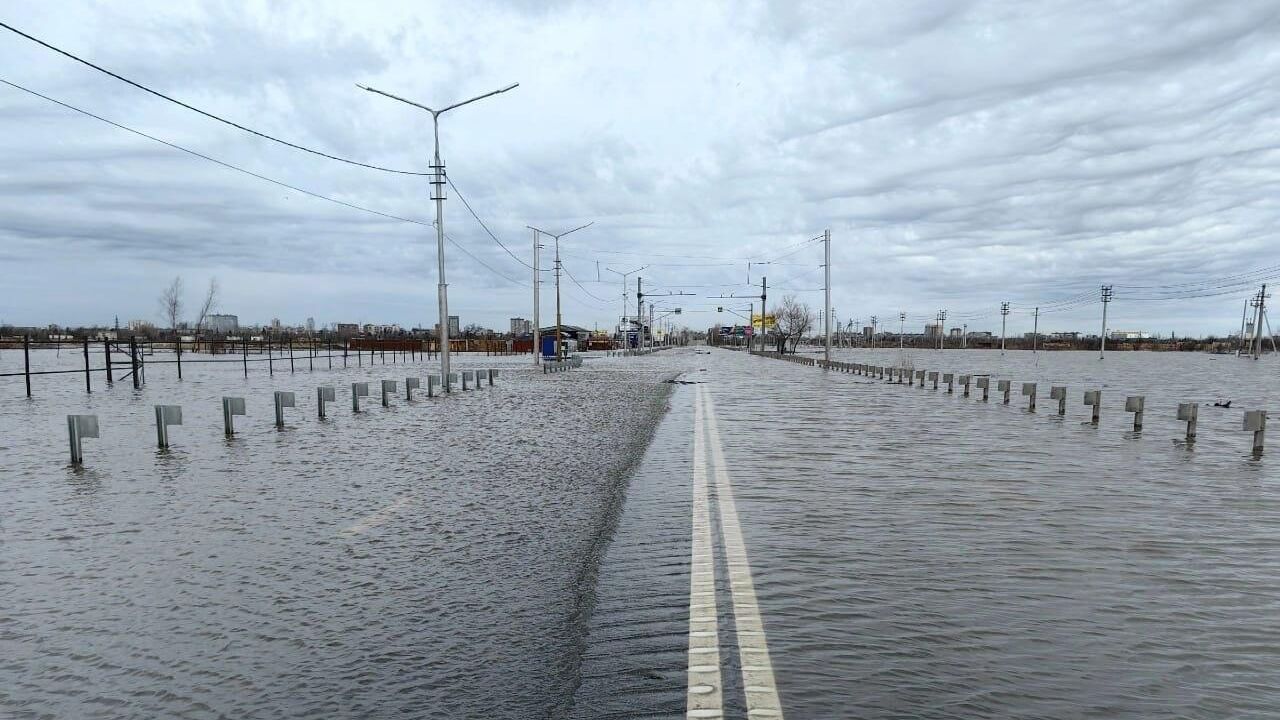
[0,21,428,175]
[446,176,539,270]
[0,76,533,289]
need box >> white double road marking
[688,386,783,719]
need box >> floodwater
[4,345,1280,718]
[0,348,678,718]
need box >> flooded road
[574,347,1280,718]
[1,350,678,718]
[4,346,1280,718]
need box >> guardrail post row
[406,377,420,400]
[1022,383,1037,412]
[1244,410,1266,456]
[1084,390,1102,425]
[317,386,336,419]
[489,368,498,385]
[943,373,954,393]
[381,380,397,407]
[274,391,296,428]
[1125,395,1145,431]
[998,380,1011,404]
[67,414,99,464]
[427,375,440,398]
[928,371,939,390]
[960,375,971,398]
[154,405,182,448]
[352,382,369,413]
[462,370,473,390]
[222,397,246,436]
[977,376,990,402]
[1177,402,1198,442]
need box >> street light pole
[358,81,519,387]
[606,265,646,349]
[527,222,593,360]
[899,311,905,350]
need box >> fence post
[130,336,140,389]
[154,404,182,448]
[1050,386,1067,415]
[23,334,32,397]
[1177,403,1198,442]
[222,397,246,435]
[1125,396,1145,431]
[83,338,91,393]
[242,337,249,378]
[1084,390,1102,425]
[317,386,335,419]
[1244,410,1266,456]
[176,337,183,380]
[104,338,113,383]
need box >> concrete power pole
[823,229,832,364]
[1253,283,1268,359]
[937,309,947,350]
[1000,301,1010,355]
[1032,306,1040,354]
[870,315,877,349]
[899,311,906,350]
[1100,285,1113,360]
[532,228,540,364]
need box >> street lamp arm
[356,84,436,114]
[441,82,520,113]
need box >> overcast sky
[2,0,1279,336]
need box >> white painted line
[341,494,414,535]
[688,387,723,718]
[701,388,785,719]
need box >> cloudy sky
[2,0,1279,336]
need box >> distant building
[335,323,360,337]
[207,314,239,334]
[127,319,154,331]
[967,331,993,339]
[924,323,942,337]
[949,327,964,338]
[450,316,460,336]
[509,317,532,336]
[1110,330,1151,341]
[1051,331,1079,340]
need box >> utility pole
[962,323,967,349]
[637,276,644,350]
[898,311,906,350]
[1099,285,1113,360]
[870,315,877,349]
[532,228,540,364]
[937,309,947,350]
[1000,301,1010,354]
[1032,306,1040,354]
[823,228,832,364]
[759,276,768,353]
[358,80,519,387]
[527,223,593,360]
[1252,283,1269,359]
[1238,298,1250,356]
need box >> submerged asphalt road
[573,346,1280,719]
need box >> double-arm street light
[527,222,593,360]
[357,80,519,387]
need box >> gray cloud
[1,0,1278,336]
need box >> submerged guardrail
[64,369,502,465]
[748,350,1270,457]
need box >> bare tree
[158,276,184,332]
[193,277,220,337]
[773,294,813,354]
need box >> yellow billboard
[752,314,777,330]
